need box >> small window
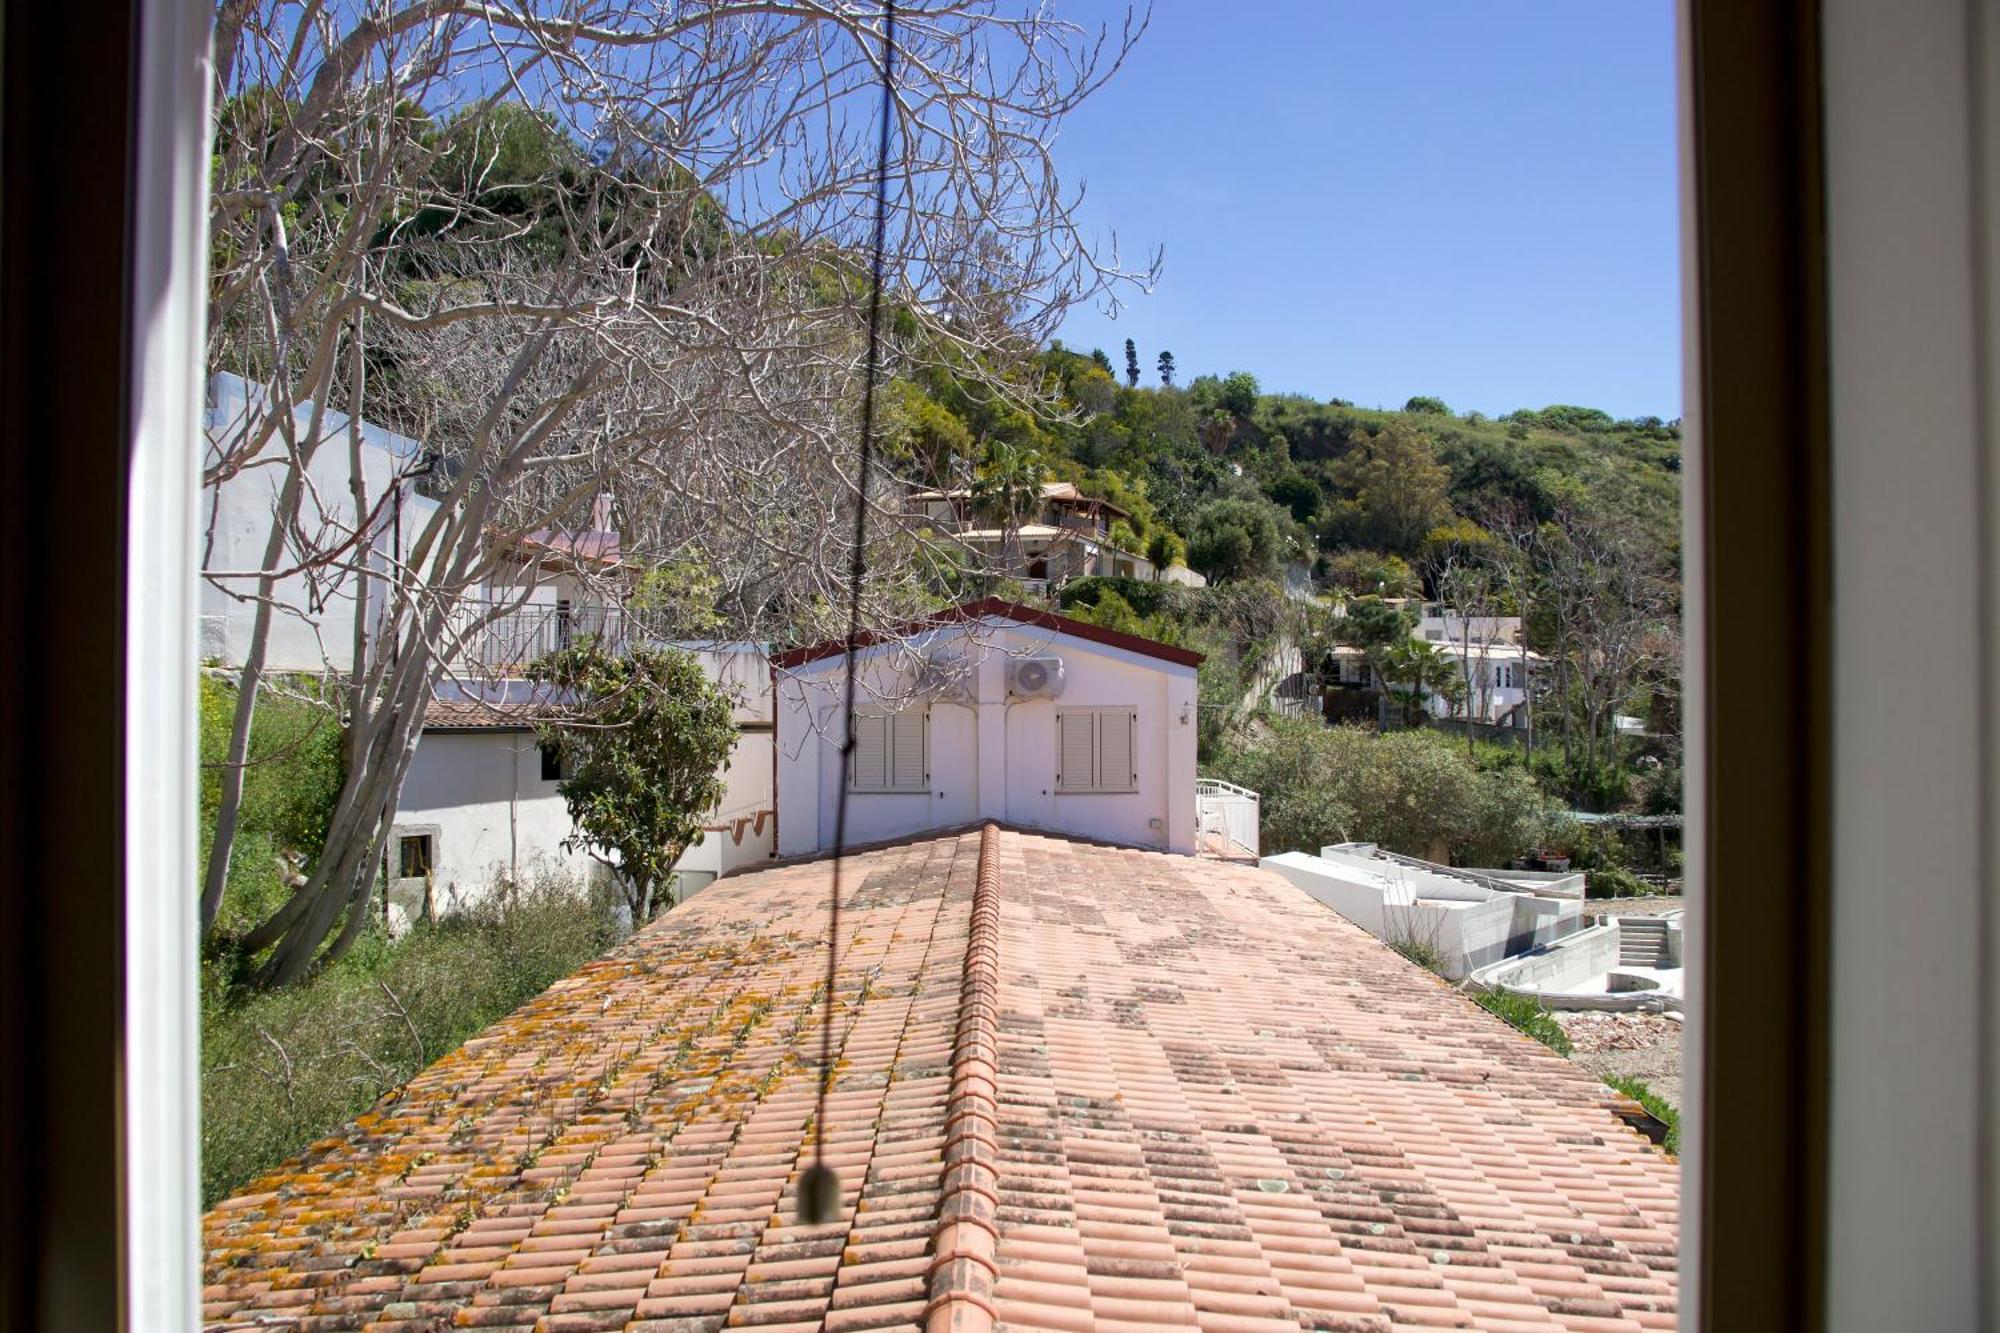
[398,833,434,880]
[850,708,929,794]
[540,742,563,782]
[1055,708,1138,794]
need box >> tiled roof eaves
[770,597,1205,671]
[926,824,1005,1333]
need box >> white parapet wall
[1261,848,1586,981]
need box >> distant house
[1317,597,1537,730]
[773,598,1203,856]
[907,479,1206,590]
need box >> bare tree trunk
[252,651,431,985]
[347,311,371,772]
[201,455,309,936]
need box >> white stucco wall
[774,616,1199,857]
[395,730,594,908]
[398,702,778,910]
[201,373,439,673]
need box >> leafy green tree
[1332,594,1414,652]
[1146,528,1188,571]
[530,644,739,921]
[1219,370,1260,417]
[1187,497,1283,582]
[1324,549,1417,598]
[1331,420,1452,555]
[1379,637,1460,726]
[1157,349,1176,387]
[1404,395,1451,415]
[887,381,975,487]
[1269,471,1323,524]
[1124,338,1141,388]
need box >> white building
[774,599,1202,857]
[202,372,632,679]
[387,645,777,915]
[1317,598,1536,729]
[1415,604,1534,724]
[200,372,439,673]
[202,374,776,915]
[1259,842,1586,980]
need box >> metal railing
[454,599,636,675]
[1195,778,1260,858]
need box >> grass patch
[201,872,622,1206]
[1387,935,1446,974]
[1604,1074,1681,1155]
[1470,988,1573,1056]
[199,672,346,940]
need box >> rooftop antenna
[798,1,898,1228]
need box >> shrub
[1386,935,1445,974]
[531,643,739,922]
[1186,497,1284,582]
[1057,575,1179,621]
[1208,719,1556,865]
[201,871,621,1206]
[1586,864,1648,899]
[1605,1074,1681,1154]
[1472,989,1572,1055]
[199,673,345,943]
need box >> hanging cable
[798,1,898,1228]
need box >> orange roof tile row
[202,826,1678,1333]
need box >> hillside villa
[907,479,1207,592]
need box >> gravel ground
[1556,1010,1685,1109]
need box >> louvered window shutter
[1098,710,1136,792]
[891,709,928,792]
[850,712,888,790]
[1057,710,1096,792]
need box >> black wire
[803,1,896,1223]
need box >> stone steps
[1617,917,1669,967]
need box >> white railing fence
[1195,778,1260,858]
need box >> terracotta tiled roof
[202,827,1679,1332]
[421,700,549,732]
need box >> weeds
[1470,988,1573,1056]
[1604,1074,1680,1155]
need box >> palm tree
[1378,638,1460,728]
[969,443,1048,577]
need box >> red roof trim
[769,597,1204,670]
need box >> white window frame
[1054,706,1139,795]
[848,706,930,794]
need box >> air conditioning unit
[1008,655,1066,698]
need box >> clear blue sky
[1050,2,1681,420]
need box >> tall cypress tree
[1123,338,1141,388]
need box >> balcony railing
[452,599,637,675]
[1195,778,1260,859]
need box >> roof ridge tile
[922,823,1005,1333]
